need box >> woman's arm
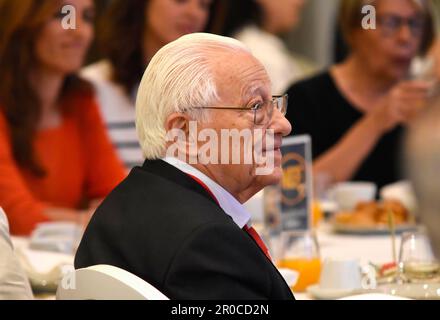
[0,114,91,235]
[313,111,384,182]
[314,80,432,182]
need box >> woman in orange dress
[0,0,126,235]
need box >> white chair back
[56,264,168,300]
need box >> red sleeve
[78,96,126,200]
[0,113,50,235]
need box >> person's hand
[44,207,80,223]
[89,199,103,210]
[428,38,440,80]
[76,208,94,230]
[370,80,433,133]
[44,205,97,229]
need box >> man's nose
[269,108,292,137]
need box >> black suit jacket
[75,160,294,300]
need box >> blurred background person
[405,96,440,258]
[424,0,440,79]
[286,0,435,189]
[81,0,221,169]
[428,38,440,78]
[0,208,33,299]
[218,0,315,95]
[0,0,126,235]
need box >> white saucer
[307,284,357,300]
[378,283,440,299]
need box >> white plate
[378,283,440,299]
[278,268,299,288]
[319,200,338,213]
[332,223,418,235]
[339,293,411,300]
[306,284,357,300]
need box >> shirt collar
[162,157,251,228]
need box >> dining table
[12,220,403,300]
[290,222,399,300]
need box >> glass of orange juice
[277,230,321,292]
[312,201,324,228]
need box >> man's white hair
[135,33,250,160]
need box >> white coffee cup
[330,182,377,210]
[318,258,362,291]
[380,180,417,212]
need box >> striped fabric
[81,60,144,169]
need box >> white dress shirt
[162,157,251,229]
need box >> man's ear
[164,112,198,160]
[165,112,191,134]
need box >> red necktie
[243,225,272,261]
[186,173,272,261]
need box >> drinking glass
[398,230,440,283]
[277,230,321,292]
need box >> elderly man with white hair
[75,33,293,300]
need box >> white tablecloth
[12,236,74,300]
[12,223,397,300]
[317,224,396,265]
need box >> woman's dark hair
[217,0,264,37]
[99,0,224,96]
[0,0,92,176]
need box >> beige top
[0,208,33,299]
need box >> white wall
[286,0,341,69]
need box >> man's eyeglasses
[193,94,288,126]
[377,14,425,37]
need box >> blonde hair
[338,0,435,54]
[135,33,249,160]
